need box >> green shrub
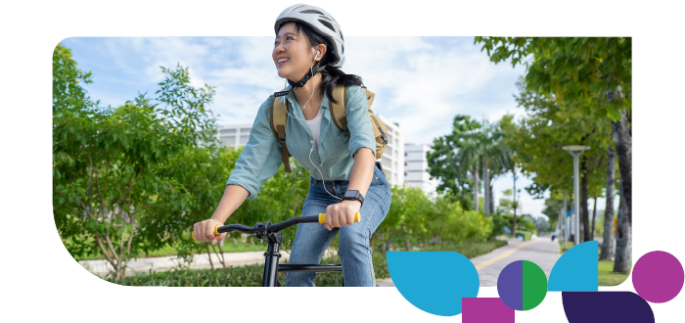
[514,230,532,241]
[109,252,389,287]
[486,212,507,240]
[108,240,507,287]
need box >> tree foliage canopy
[474,37,631,121]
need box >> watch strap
[343,190,364,206]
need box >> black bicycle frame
[215,216,344,287]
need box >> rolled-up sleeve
[345,85,377,159]
[226,96,284,200]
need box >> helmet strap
[275,61,325,97]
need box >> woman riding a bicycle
[192,4,392,287]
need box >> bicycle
[193,212,360,287]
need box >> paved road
[377,237,561,287]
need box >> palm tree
[457,120,514,214]
[481,122,514,214]
[457,134,486,212]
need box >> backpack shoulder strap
[329,85,376,135]
[329,84,349,136]
[270,95,291,173]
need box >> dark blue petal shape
[562,292,654,323]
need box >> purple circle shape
[498,260,523,310]
[632,251,684,303]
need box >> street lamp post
[562,193,568,250]
[562,145,591,246]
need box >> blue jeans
[285,164,392,287]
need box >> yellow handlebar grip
[318,212,361,224]
[191,224,221,242]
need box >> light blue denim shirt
[226,84,377,200]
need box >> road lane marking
[475,239,541,271]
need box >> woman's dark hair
[278,21,362,104]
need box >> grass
[108,239,508,287]
[140,241,265,258]
[108,251,386,287]
[598,259,631,286]
[558,240,631,287]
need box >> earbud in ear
[315,51,320,59]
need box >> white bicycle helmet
[274,4,345,67]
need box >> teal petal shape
[387,251,480,316]
[548,241,599,292]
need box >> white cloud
[69,36,556,218]
[339,37,525,145]
[87,36,525,146]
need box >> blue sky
[60,36,614,220]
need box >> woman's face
[273,22,321,81]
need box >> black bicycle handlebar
[192,212,360,241]
[217,215,319,235]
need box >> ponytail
[320,65,363,104]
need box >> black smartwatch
[343,190,364,206]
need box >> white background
[1,0,683,322]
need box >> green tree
[474,37,631,272]
[427,115,514,214]
[373,185,493,252]
[478,120,515,215]
[53,43,218,279]
[458,133,486,212]
[500,78,614,244]
[600,143,616,260]
[521,214,538,233]
[532,216,550,233]
[499,188,522,233]
[149,145,241,268]
[427,115,481,207]
[541,191,565,229]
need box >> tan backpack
[269,84,388,173]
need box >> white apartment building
[377,116,404,187]
[217,123,253,148]
[404,143,438,197]
[217,116,405,187]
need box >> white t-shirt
[305,107,323,147]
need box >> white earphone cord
[281,56,342,201]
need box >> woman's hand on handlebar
[324,200,361,231]
[193,218,227,244]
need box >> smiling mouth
[277,58,290,66]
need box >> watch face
[344,190,357,198]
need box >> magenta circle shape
[632,251,684,303]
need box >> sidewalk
[79,249,337,277]
[471,237,560,287]
[377,236,561,287]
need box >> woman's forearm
[210,184,250,223]
[348,148,376,197]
